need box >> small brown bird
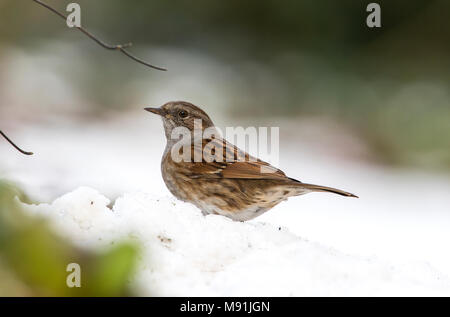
[145,101,357,221]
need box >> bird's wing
[176,138,358,197]
[186,138,296,181]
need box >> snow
[2,113,450,296]
[2,43,450,296]
[20,187,450,296]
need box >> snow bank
[21,187,450,296]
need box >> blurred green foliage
[2,1,448,56]
[0,0,449,169]
[0,181,139,296]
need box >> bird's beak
[145,107,164,116]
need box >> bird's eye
[178,110,188,118]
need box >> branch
[0,131,34,156]
[32,0,167,71]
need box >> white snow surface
[21,187,450,296]
[2,45,450,296]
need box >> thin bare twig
[0,131,34,155]
[32,0,167,71]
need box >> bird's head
[145,101,215,139]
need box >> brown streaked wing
[187,138,291,181]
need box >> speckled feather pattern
[147,101,357,221]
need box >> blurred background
[1,0,450,295]
[1,0,449,169]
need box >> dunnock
[146,101,357,221]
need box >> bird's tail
[297,183,358,198]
